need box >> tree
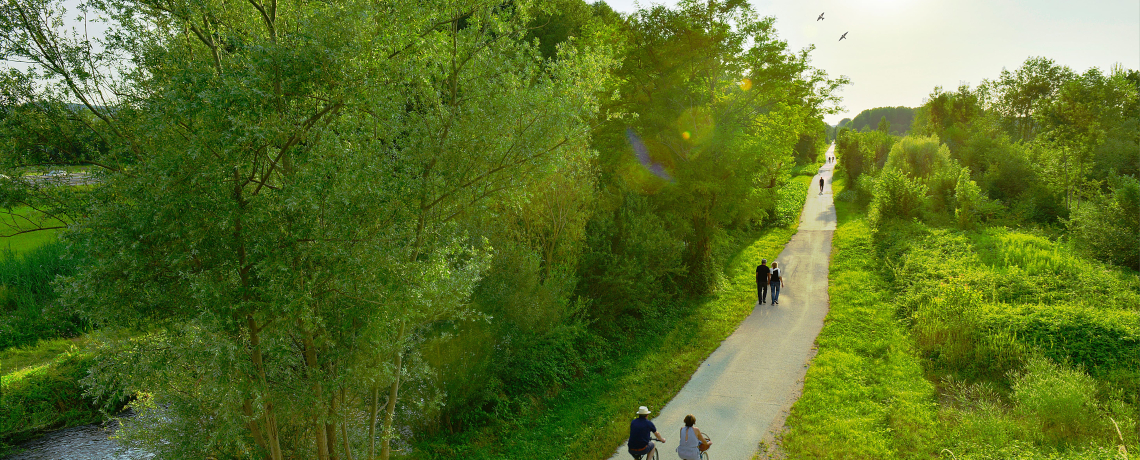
[981,56,1074,142]
[598,0,846,292]
[3,1,610,459]
[1034,67,1136,212]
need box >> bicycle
[631,439,664,460]
[698,433,712,460]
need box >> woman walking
[675,414,711,460]
[769,262,784,305]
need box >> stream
[2,412,151,460]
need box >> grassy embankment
[782,177,1139,459]
[0,206,108,455]
[413,164,822,459]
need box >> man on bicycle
[628,406,665,459]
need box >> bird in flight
[817,12,824,21]
[839,32,848,41]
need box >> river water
[2,413,151,460]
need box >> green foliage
[0,100,108,167]
[911,85,983,152]
[0,242,80,350]
[1011,357,1109,446]
[577,193,685,324]
[869,167,928,224]
[793,118,830,165]
[835,127,895,189]
[1,347,126,452]
[1068,174,1140,270]
[414,215,799,459]
[788,184,1139,459]
[770,165,822,228]
[593,0,846,293]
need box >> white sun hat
[637,406,652,415]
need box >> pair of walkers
[627,406,711,460]
[755,259,784,305]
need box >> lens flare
[682,131,691,140]
[739,78,752,91]
[626,128,674,182]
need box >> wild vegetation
[0,0,841,457]
[786,57,1139,459]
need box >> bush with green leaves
[955,169,1005,229]
[1068,174,1140,270]
[869,167,928,224]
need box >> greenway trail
[609,144,837,460]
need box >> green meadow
[783,178,1138,459]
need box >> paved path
[609,144,838,460]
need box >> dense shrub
[869,167,928,224]
[955,169,1004,229]
[836,128,895,187]
[1068,174,1140,270]
[576,193,685,324]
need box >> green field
[0,206,62,255]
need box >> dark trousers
[757,282,768,303]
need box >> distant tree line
[830,106,915,140]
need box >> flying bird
[817,12,824,21]
[839,31,848,41]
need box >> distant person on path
[819,176,825,194]
[756,259,771,304]
[628,406,665,459]
[675,414,711,460]
[770,262,784,305]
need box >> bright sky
[604,0,1140,125]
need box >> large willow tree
[1,0,609,458]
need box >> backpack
[770,268,780,284]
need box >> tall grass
[0,241,82,350]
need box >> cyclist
[675,414,711,460]
[628,406,665,459]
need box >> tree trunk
[243,399,269,458]
[341,388,355,460]
[368,384,379,460]
[247,315,283,460]
[379,351,403,460]
[328,394,340,460]
[304,333,330,460]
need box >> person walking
[819,176,825,194]
[675,414,711,460]
[756,259,771,304]
[769,261,784,305]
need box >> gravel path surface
[610,145,837,460]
